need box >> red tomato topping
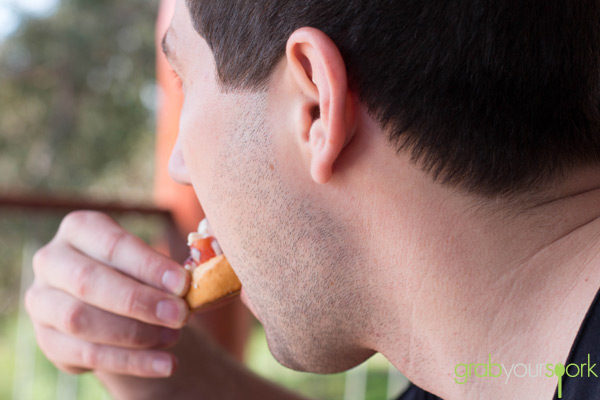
[191,238,216,263]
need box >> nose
[168,135,192,185]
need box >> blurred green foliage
[0,3,161,395]
[0,1,164,398]
[0,0,158,200]
[0,211,62,320]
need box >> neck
[364,159,600,399]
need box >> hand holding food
[25,211,190,378]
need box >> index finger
[58,211,189,296]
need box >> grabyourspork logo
[454,354,598,398]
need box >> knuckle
[125,325,150,347]
[35,330,52,355]
[114,350,132,372]
[103,231,128,264]
[63,302,86,336]
[60,211,107,236]
[60,211,87,232]
[126,353,144,374]
[32,245,49,276]
[72,262,95,298]
[123,287,141,316]
[35,331,63,368]
[23,287,36,315]
[79,343,99,369]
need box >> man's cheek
[184,96,225,147]
[181,136,210,186]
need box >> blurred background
[0,0,408,398]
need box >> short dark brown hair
[186,0,600,197]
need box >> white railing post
[12,241,38,400]
[386,363,409,399]
[343,361,368,400]
[55,371,79,400]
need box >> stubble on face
[171,0,376,372]
[204,91,375,373]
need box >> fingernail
[159,328,180,346]
[156,300,184,326]
[152,357,173,376]
[162,269,187,295]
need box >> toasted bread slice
[185,255,242,310]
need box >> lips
[184,218,221,271]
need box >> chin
[264,330,376,374]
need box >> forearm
[96,320,308,400]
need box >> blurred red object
[154,0,203,238]
[154,0,252,362]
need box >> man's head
[186,0,600,197]
[164,0,600,373]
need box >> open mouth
[183,218,242,311]
[184,218,222,271]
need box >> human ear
[285,27,356,184]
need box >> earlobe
[286,27,356,185]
